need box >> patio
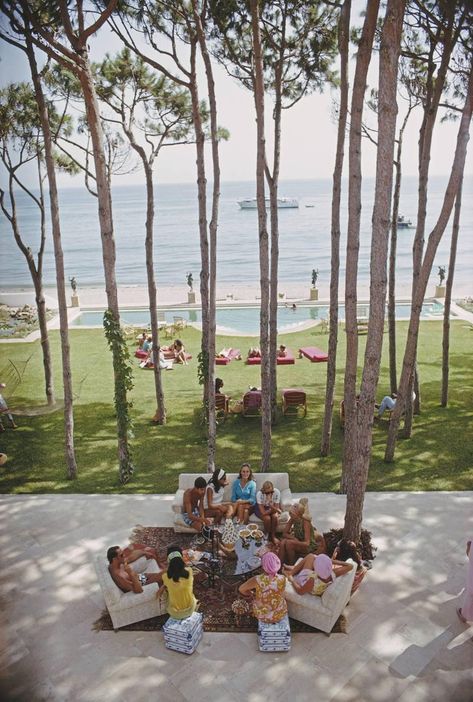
[0,491,472,701]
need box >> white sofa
[172,472,293,533]
[94,555,167,630]
[285,559,356,634]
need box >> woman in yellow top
[157,546,197,620]
[238,551,287,624]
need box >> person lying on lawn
[182,477,211,530]
[107,545,163,594]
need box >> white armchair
[94,555,167,630]
[284,559,356,634]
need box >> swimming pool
[70,301,447,335]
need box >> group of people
[107,468,473,630]
[138,336,188,369]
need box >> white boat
[397,215,413,229]
[238,197,299,209]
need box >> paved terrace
[0,492,472,702]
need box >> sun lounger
[215,348,241,365]
[298,346,328,363]
[135,349,148,359]
[281,388,307,417]
[162,350,192,362]
[246,350,295,365]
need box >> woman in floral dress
[238,552,287,624]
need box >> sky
[0,5,471,189]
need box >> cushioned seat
[94,555,167,630]
[298,346,328,363]
[284,559,356,634]
[172,472,293,533]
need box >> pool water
[70,301,447,335]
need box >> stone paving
[0,492,472,701]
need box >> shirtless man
[107,545,163,593]
[182,476,211,530]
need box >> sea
[1,175,472,296]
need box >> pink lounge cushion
[216,356,231,365]
[216,349,241,365]
[246,350,295,365]
[298,346,328,363]
[135,349,148,359]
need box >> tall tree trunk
[194,3,220,470]
[78,57,133,482]
[6,170,54,407]
[441,175,463,406]
[267,50,283,425]
[26,34,76,475]
[321,0,351,456]
[385,64,473,461]
[124,126,166,425]
[189,41,212,469]
[340,0,380,491]
[251,0,271,470]
[344,0,406,541]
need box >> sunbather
[248,347,261,358]
[278,344,287,358]
[163,339,188,365]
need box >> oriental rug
[93,526,347,635]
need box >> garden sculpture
[438,266,446,286]
[70,277,77,294]
[186,272,194,291]
[311,269,319,288]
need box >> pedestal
[188,291,196,304]
[71,294,80,308]
[310,288,318,301]
[435,285,445,298]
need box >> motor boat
[238,197,299,209]
[397,215,413,229]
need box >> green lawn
[0,320,472,494]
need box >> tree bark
[25,33,77,475]
[344,0,406,541]
[385,63,473,461]
[340,0,380,491]
[321,0,351,456]
[441,175,463,406]
[194,2,220,470]
[251,0,271,470]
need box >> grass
[0,320,472,494]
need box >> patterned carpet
[93,526,347,634]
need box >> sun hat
[314,554,334,580]
[261,551,281,577]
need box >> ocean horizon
[1,175,472,297]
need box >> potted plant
[435,266,446,298]
[310,268,319,301]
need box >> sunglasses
[264,490,274,495]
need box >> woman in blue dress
[231,463,257,524]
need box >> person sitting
[231,463,257,524]
[277,344,287,358]
[137,332,147,349]
[278,498,324,566]
[284,553,353,596]
[142,335,152,353]
[215,377,224,394]
[238,551,288,624]
[332,539,367,594]
[166,339,187,365]
[252,480,282,543]
[182,477,211,531]
[141,348,173,371]
[156,546,197,620]
[0,383,17,431]
[248,347,261,358]
[376,391,415,418]
[204,468,234,524]
[107,545,163,593]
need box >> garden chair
[173,316,186,331]
[215,393,230,421]
[281,389,307,417]
[242,390,262,417]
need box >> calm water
[71,301,447,335]
[1,176,472,294]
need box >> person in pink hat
[457,538,473,624]
[284,552,353,597]
[238,551,287,624]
